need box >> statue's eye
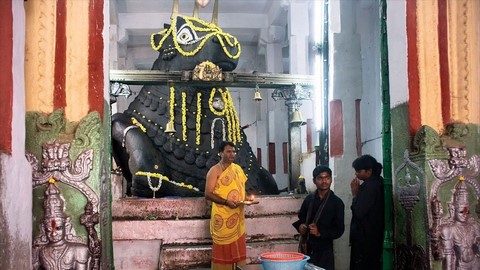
[176,24,198,45]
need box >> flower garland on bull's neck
[207,87,241,144]
[169,86,175,124]
[181,92,187,141]
[135,171,200,197]
[208,88,227,116]
[196,92,202,145]
[150,15,241,59]
[130,116,146,133]
[166,86,242,147]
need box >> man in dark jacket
[350,155,385,270]
[293,165,345,270]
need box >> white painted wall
[328,0,385,268]
[387,0,408,107]
[0,1,32,268]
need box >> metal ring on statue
[122,125,140,148]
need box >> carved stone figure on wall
[33,180,91,270]
[439,177,480,270]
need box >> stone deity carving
[439,177,480,270]
[33,180,91,270]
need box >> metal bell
[290,110,306,126]
[253,90,263,102]
[165,121,176,134]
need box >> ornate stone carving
[395,150,428,270]
[429,148,480,203]
[410,125,448,161]
[27,141,98,211]
[28,141,100,270]
[33,181,91,270]
[428,147,480,269]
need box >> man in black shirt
[293,165,345,270]
[350,155,385,270]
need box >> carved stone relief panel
[428,147,480,270]
[28,141,100,270]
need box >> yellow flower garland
[131,117,146,133]
[150,15,241,59]
[208,88,227,116]
[181,92,187,141]
[207,87,242,144]
[135,171,200,192]
[196,92,202,145]
[169,86,175,124]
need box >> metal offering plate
[239,200,259,205]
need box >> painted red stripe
[54,0,67,109]
[437,0,451,124]
[329,100,343,157]
[306,119,312,151]
[88,0,105,119]
[268,143,276,174]
[0,0,13,154]
[407,0,421,135]
[282,142,288,174]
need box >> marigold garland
[196,92,202,145]
[150,15,241,59]
[181,92,187,141]
[131,117,146,133]
[207,87,242,144]
[208,88,227,116]
[135,171,200,192]
[169,86,175,124]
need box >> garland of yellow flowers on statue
[150,15,241,59]
[196,93,202,145]
[181,92,187,141]
[169,86,175,126]
[208,87,242,144]
[167,86,241,146]
[135,171,200,198]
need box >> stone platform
[112,195,304,270]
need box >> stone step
[114,239,299,270]
[112,195,305,220]
[112,195,304,269]
[113,215,299,244]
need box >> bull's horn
[171,0,179,19]
[193,1,199,18]
[211,0,218,25]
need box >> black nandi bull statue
[112,2,279,198]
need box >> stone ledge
[112,195,305,220]
[113,239,299,270]
[113,215,299,244]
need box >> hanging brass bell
[290,110,306,126]
[253,90,263,102]
[165,121,176,134]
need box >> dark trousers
[350,242,382,270]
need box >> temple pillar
[23,0,113,268]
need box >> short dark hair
[218,141,235,152]
[312,165,332,179]
[352,154,383,176]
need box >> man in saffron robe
[205,141,251,270]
